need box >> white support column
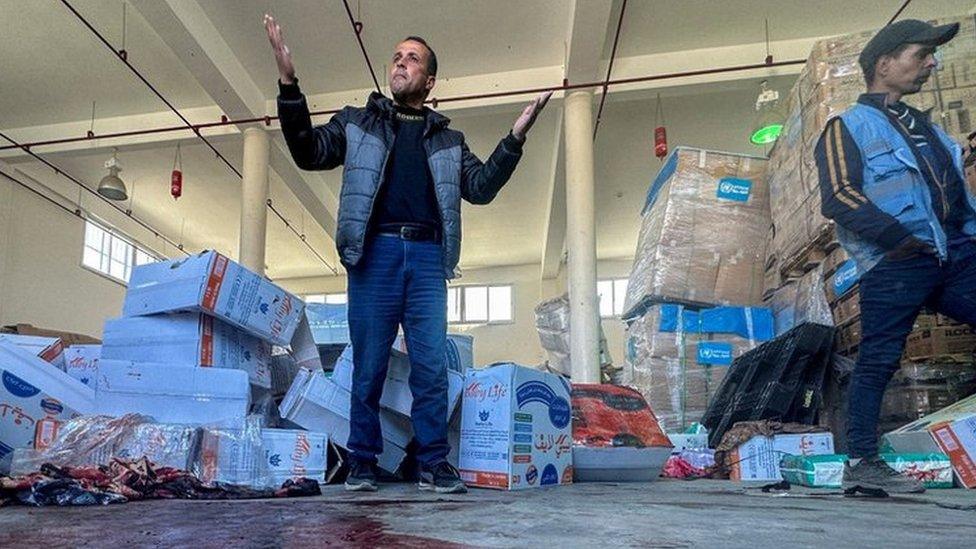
[563,90,600,383]
[240,127,270,275]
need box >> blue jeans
[848,239,976,458]
[346,234,449,467]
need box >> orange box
[929,415,976,488]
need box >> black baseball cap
[859,19,960,74]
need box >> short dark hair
[862,42,912,85]
[403,36,437,76]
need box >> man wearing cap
[816,19,976,494]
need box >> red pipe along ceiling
[0,58,805,153]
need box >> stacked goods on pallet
[622,147,771,433]
[765,15,975,282]
[624,303,773,432]
[624,147,769,315]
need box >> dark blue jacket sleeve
[459,133,524,205]
[277,80,347,171]
[816,118,913,250]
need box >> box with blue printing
[122,251,304,347]
[101,313,271,388]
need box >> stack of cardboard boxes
[624,147,769,313]
[623,147,773,432]
[764,14,976,283]
[0,251,331,487]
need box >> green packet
[779,453,954,489]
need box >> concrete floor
[1,480,974,548]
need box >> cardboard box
[122,251,304,346]
[0,342,95,473]
[331,344,464,420]
[1,324,100,346]
[102,314,271,388]
[0,334,66,371]
[904,325,976,361]
[305,303,350,345]
[95,360,250,425]
[883,393,976,454]
[930,414,976,488]
[729,432,834,481]
[392,333,475,375]
[780,453,954,489]
[63,345,101,389]
[459,363,574,490]
[279,369,409,474]
[198,427,329,487]
[262,429,329,486]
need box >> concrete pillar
[563,91,600,383]
[240,127,270,275]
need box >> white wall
[278,258,635,370]
[0,168,179,339]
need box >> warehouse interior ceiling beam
[128,0,338,240]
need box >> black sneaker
[344,460,378,492]
[418,461,468,494]
[842,456,925,494]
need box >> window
[82,220,160,284]
[304,293,347,305]
[598,278,629,318]
[448,284,513,324]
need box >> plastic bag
[10,414,198,476]
[192,415,274,489]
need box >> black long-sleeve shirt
[815,93,969,250]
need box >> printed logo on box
[513,434,532,443]
[526,465,538,485]
[717,177,753,202]
[514,423,533,433]
[465,381,508,403]
[697,342,734,365]
[515,381,571,429]
[514,412,532,422]
[541,464,559,485]
[479,410,490,422]
[2,371,40,398]
[39,398,63,415]
[833,260,859,297]
[514,444,532,454]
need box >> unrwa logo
[716,177,752,202]
[699,348,729,359]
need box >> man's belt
[376,223,441,242]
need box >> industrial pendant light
[750,80,784,145]
[98,148,128,201]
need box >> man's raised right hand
[264,14,296,85]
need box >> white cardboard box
[280,369,408,473]
[459,363,574,490]
[102,313,271,388]
[332,344,464,419]
[262,429,329,485]
[930,414,976,488]
[392,333,474,374]
[730,433,835,481]
[668,433,709,454]
[95,360,249,425]
[884,393,976,454]
[122,251,304,346]
[0,342,95,473]
[196,427,329,487]
[0,334,66,371]
[63,345,101,388]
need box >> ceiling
[3,0,974,281]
